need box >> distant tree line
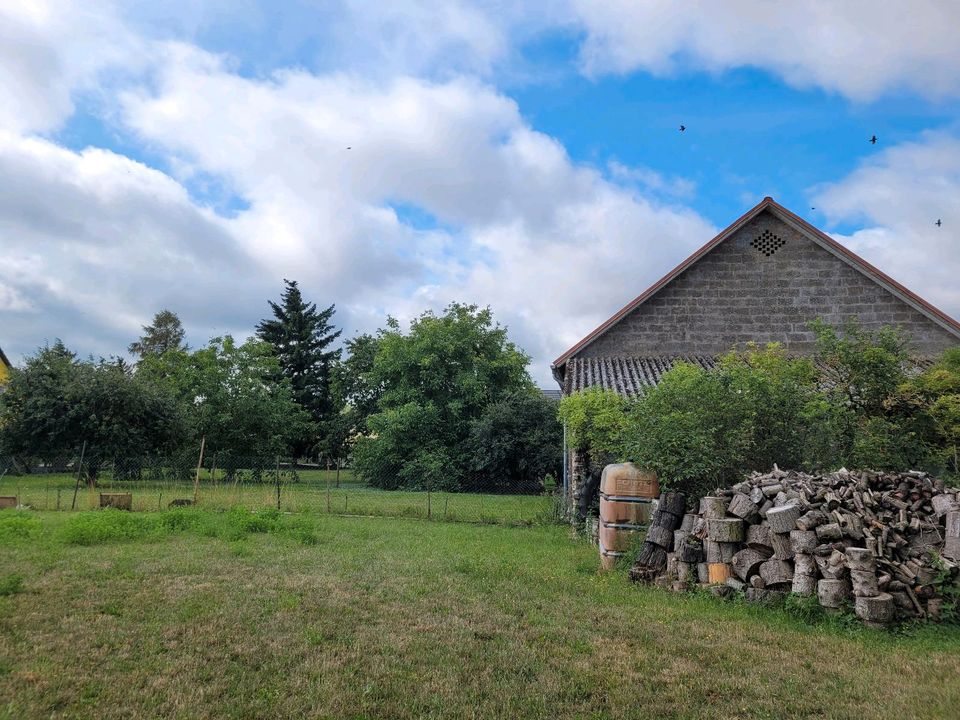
[0,287,561,492]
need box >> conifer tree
[257,280,341,454]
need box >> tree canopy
[353,303,534,490]
[129,310,186,359]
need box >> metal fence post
[275,455,281,510]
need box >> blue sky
[2,1,960,383]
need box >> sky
[1,1,960,384]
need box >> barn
[551,196,960,516]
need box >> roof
[539,387,563,401]
[552,197,960,380]
[0,346,9,369]
[564,354,937,397]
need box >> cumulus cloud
[569,0,960,101]
[812,132,960,319]
[113,43,715,380]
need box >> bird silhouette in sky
[936,219,942,227]
[679,125,686,132]
[870,135,878,144]
[346,146,352,150]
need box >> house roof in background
[0,346,10,369]
[551,197,960,373]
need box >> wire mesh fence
[0,451,564,526]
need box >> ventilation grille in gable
[751,230,786,257]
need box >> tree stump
[817,578,852,609]
[766,504,802,534]
[731,548,768,580]
[706,518,744,543]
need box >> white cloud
[569,0,960,101]
[813,133,960,319]
[110,43,717,381]
[0,0,145,133]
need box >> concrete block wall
[578,210,958,358]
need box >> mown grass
[0,469,556,525]
[1,509,959,719]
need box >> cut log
[815,522,843,541]
[677,538,703,564]
[750,575,766,589]
[746,524,774,552]
[854,593,894,625]
[759,559,794,586]
[932,494,959,517]
[849,569,879,597]
[731,548,769,580]
[728,493,760,522]
[817,578,852,609]
[697,562,710,584]
[845,547,876,572]
[699,496,728,519]
[706,518,744,543]
[645,525,674,549]
[770,532,794,561]
[791,573,817,597]
[766,504,802,534]
[793,553,817,577]
[657,492,687,517]
[680,513,698,532]
[708,563,733,584]
[796,510,826,531]
[704,539,722,564]
[725,577,746,592]
[676,561,693,583]
[651,509,683,532]
[789,530,818,554]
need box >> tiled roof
[539,387,563,401]
[562,355,718,396]
[562,354,937,397]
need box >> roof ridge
[551,197,960,373]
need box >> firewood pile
[629,467,960,626]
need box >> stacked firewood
[630,467,960,626]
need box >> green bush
[0,513,42,543]
[0,573,24,597]
[58,510,159,545]
[465,391,562,493]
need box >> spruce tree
[257,280,341,454]
[129,310,186,359]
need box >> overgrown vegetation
[560,320,960,499]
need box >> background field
[1,509,959,719]
[0,469,558,526]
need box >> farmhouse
[552,197,960,515]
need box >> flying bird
[936,219,942,227]
[870,135,878,144]
[346,146,352,150]
[679,125,686,132]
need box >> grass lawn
[0,469,557,526]
[1,509,959,719]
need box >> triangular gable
[552,197,960,376]
[0,346,9,370]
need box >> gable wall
[577,210,959,358]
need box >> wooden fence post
[71,440,87,510]
[275,455,281,510]
[193,436,206,505]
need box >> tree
[129,309,186,359]
[256,280,341,455]
[0,342,185,477]
[466,391,562,492]
[352,303,532,490]
[332,333,382,432]
[138,336,312,462]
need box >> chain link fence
[0,451,563,526]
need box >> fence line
[0,452,564,526]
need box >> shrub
[557,387,633,459]
[465,391,562,493]
[0,513,42,543]
[0,573,24,597]
[58,510,158,546]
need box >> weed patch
[0,573,24,597]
